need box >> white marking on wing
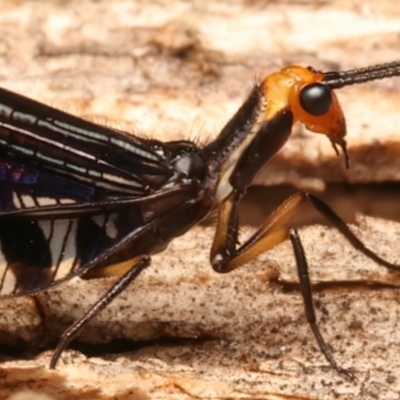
[37,197,58,207]
[91,215,106,227]
[109,137,159,161]
[0,247,15,295]
[38,220,52,240]
[53,120,109,142]
[9,144,35,156]
[12,192,22,209]
[54,219,79,281]
[103,173,139,187]
[21,195,36,208]
[106,213,118,239]
[0,268,16,296]
[60,198,76,205]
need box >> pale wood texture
[3,219,400,399]
[0,0,398,191]
[1,1,400,399]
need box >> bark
[1,1,400,399]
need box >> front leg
[211,191,400,273]
[209,191,400,375]
[211,191,306,273]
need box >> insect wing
[0,208,138,297]
[0,158,95,214]
[0,155,198,297]
[0,87,173,195]
[0,87,180,297]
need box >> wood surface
[1,1,400,399]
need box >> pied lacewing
[0,62,399,374]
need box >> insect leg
[211,193,349,373]
[210,191,399,374]
[306,193,400,271]
[49,255,150,369]
[211,192,307,273]
[211,191,400,272]
[289,228,353,377]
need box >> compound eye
[299,83,332,116]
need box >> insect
[0,61,399,375]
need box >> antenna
[321,61,400,89]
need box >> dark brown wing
[0,166,198,296]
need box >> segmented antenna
[321,61,400,89]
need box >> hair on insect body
[0,61,399,375]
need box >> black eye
[299,83,332,116]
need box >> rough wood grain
[0,0,398,191]
[2,218,400,399]
[1,1,400,399]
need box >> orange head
[261,65,349,167]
